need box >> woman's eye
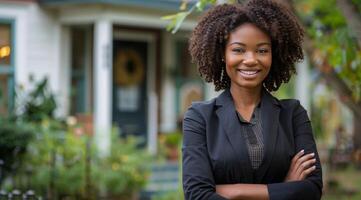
[232,48,245,53]
[257,49,269,54]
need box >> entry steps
[139,161,181,200]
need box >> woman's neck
[230,85,262,109]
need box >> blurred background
[0,0,360,199]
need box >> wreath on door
[114,49,144,86]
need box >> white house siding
[0,1,69,117]
[25,4,64,109]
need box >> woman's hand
[284,150,316,182]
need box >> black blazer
[182,89,323,200]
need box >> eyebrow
[229,42,271,46]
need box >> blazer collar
[215,88,281,108]
[215,88,281,183]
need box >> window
[70,26,93,115]
[0,23,11,66]
[0,21,14,115]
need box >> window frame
[0,18,15,114]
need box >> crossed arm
[215,150,317,200]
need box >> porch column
[205,83,221,100]
[93,20,112,156]
[296,56,310,114]
[160,32,177,132]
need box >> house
[0,0,222,155]
[0,0,314,156]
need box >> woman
[182,0,323,199]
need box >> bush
[93,132,151,197]
[0,118,34,184]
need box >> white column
[93,20,112,156]
[160,32,177,132]
[205,83,221,100]
[295,56,310,114]
[148,92,158,155]
[57,25,71,117]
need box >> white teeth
[239,70,258,75]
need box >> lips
[236,69,261,79]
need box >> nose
[243,52,258,66]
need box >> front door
[112,40,148,144]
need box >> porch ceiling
[40,0,196,11]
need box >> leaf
[180,1,188,11]
[196,0,217,11]
[162,12,190,34]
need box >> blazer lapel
[215,90,254,183]
[255,90,281,182]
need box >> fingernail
[313,165,316,169]
[301,149,304,154]
[311,153,315,156]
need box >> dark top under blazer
[182,89,323,200]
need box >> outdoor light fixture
[0,46,10,58]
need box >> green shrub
[0,118,34,184]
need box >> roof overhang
[40,0,196,11]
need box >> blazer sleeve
[267,101,323,200]
[182,105,227,200]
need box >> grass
[322,165,361,200]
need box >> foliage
[351,0,361,13]
[0,118,34,183]
[162,0,218,34]
[1,77,151,197]
[152,190,184,200]
[23,119,86,195]
[158,131,182,161]
[11,123,151,198]
[162,131,183,147]
[0,77,56,185]
[295,0,361,102]
[93,131,151,196]
[323,165,361,200]
[17,77,57,122]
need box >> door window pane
[0,24,11,66]
[0,74,10,115]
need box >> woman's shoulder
[278,98,301,107]
[187,98,217,113]
[277,98,308,114]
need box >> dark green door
[112,40,148,144]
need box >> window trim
[0,18,15,113]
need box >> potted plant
[161,131,182,161]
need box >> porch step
[139,161,180,200]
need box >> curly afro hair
[189,0,304,91]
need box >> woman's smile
[237,69,261,79]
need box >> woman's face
[224,23,272,91]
